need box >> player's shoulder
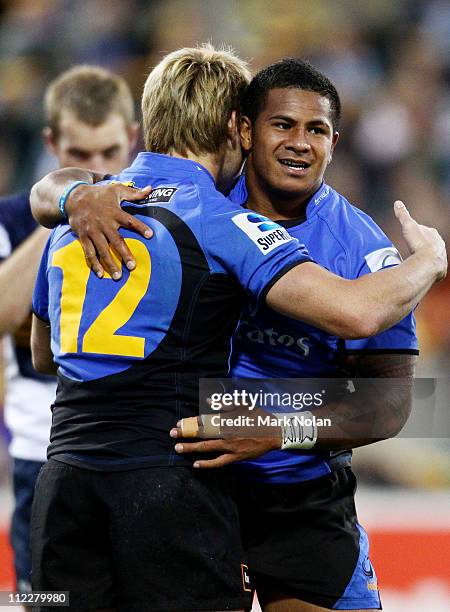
[319,187,393,255]
[110,166,232,220]
[173,171,250,232]
[318,187,403,275]
[102,164,244,258]
[193,173,241,215]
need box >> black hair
[242,58,341,130]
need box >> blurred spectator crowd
[0,0,448,411]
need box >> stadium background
[0,0,448,609]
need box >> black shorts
[236,467,381,610]
[31,460,252,612]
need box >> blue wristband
[58,181,90,218]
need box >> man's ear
[239,116,252,153]
[329,131,339,163]
[42,127,58,155]
[127,121,140,150]
[226,111,239,146]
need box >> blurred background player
[0,64,138,598]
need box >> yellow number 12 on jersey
[51,238,151,357]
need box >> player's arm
[171,353,416,467]
[31,314,57,375]
[319,352,417,448]
[266,202,446,339]
[0,226,50,335]
[30,169,153,279]
[30,167,103,227]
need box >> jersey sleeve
[32,234,52,322]
[203,205,312,304]
[344,229,418,354]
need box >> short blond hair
[45,65,135,135]
[142,44,251,155]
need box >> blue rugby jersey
[32,153,311,470]
[229,178,418,483]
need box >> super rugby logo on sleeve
[232,212,294,254]
[365,246,402,272]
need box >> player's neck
[246,183,309,221]
[244,163,316,220]
[168,149,221,186]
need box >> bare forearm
[32,352,58,375]
[30,168,102,227]
[31,314,57,374]
[310,392,411,451]
[303,354,416,451]
[0,227,50,335]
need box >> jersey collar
[230,177,332,226]
[127,152,216,185]
[272,182,333,227]
[305,182,332,219]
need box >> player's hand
[394,200,447,281]
[170,410,282,468]
[170,435,281,469]
[65,183,154,279]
